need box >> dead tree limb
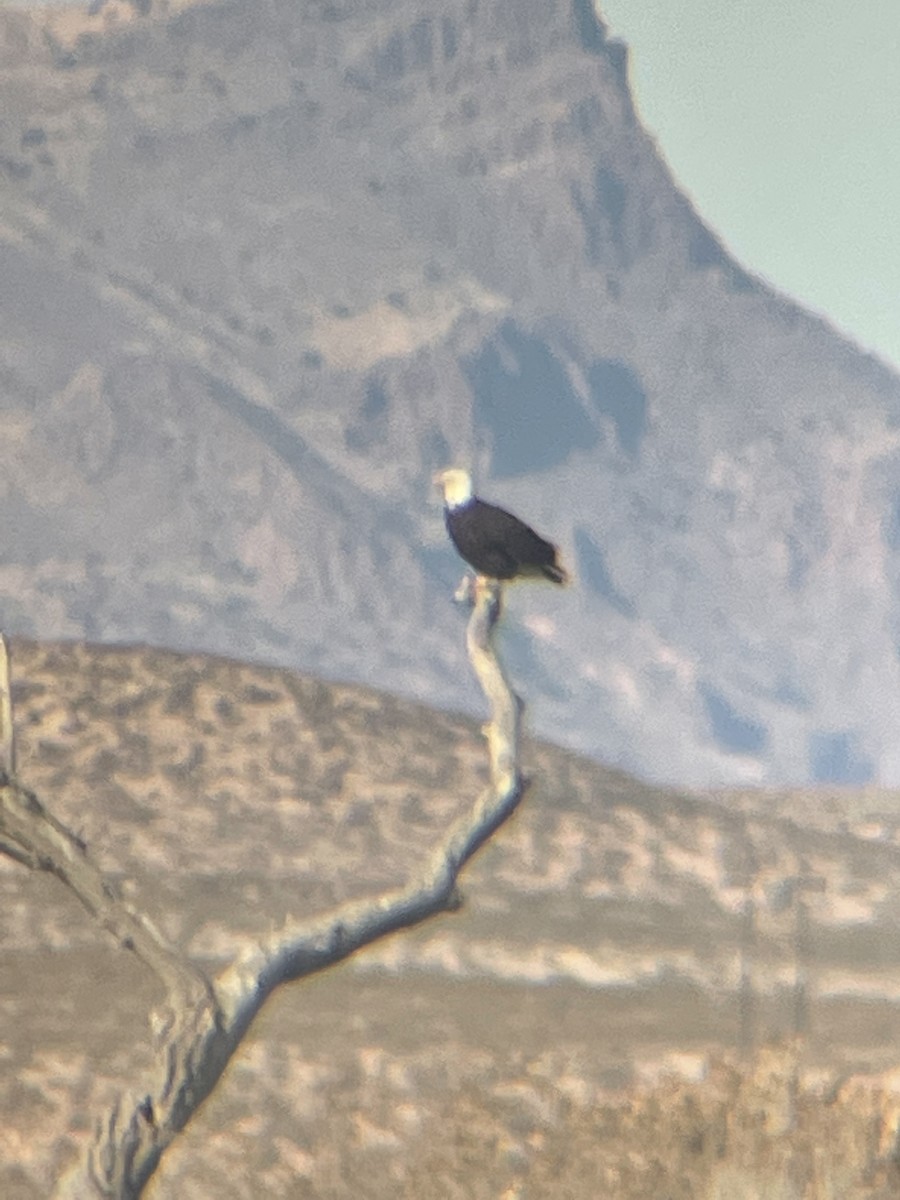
[0,772,214,1013]
[0,580,526,1199]
[0,634,14,777]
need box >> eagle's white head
[433,467,474,510]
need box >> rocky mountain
[1,0,900,786]
[5,640,900,1196]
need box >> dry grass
[3,640,900,1196]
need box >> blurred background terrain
[4,2,900,1195]
[4,641,900,1197]
[1,0,900,786]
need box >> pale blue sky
[600,0,900,370]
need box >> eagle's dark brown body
[444,496,568,584]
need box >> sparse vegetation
[4,632,900,1195]
[0,582,527,1197]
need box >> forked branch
[1,581,526,1199]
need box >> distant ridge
[0,0,899,787]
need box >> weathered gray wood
[0,581,526,1198]
[0,634,14,777]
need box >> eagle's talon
[453,575,477,605]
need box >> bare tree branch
[0,638,61,869]
[0,774,215,1010]
[0,630,213,1017]
[0,579,526,1198]
[0,634,15,776]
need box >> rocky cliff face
[1,0,900,785]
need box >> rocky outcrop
[0,0,899,784]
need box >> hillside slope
[1,0,899,785]
[4,640,900,1193]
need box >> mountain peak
[0,0,898,785]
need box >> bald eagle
[434,468,569,585]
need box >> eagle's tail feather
[542,559,570,586]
